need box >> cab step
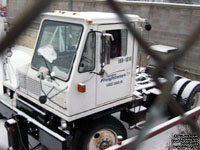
[130,120,146,130]
[120,106,147,127]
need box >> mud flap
[5,116,29,150]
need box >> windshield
[32,20,83,81]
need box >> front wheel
[72,116,127,150]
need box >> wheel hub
[88,129,117,150]
[99,141,110,150]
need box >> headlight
[60,119,67,129]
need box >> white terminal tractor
[0,11,199,150]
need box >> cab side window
[106,29,127,58]
[79,32,96,73]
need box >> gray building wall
[6,0,200,80]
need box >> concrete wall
[0,0,6,7]
[6,0,200,80]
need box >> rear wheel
[185,85,200,111]
[72,116,127,150]
[169,85,200,118]
[187,87,200,127]
[189,92,200,110]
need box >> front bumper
[0,99,67,150]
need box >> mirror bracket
[101,33,113,66]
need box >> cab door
[96,24,134,106]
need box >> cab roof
[42,11,145,24]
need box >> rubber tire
[168,85,200,118]
[72,115,127,150]
[184,85,200,111]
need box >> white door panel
[96,24,133,106]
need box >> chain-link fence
[106,0,200,149]
[126,0,200,4]
[0,0,200,150]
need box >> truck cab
[16,11,145,121]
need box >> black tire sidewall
[185,85,200,111]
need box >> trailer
[0,11,199,150]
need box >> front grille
[18,71,41,97]
[27,77,41,97]
[17,71,66,109]
[18,71,27,90]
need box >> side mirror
[101,33,114,65]
[145,22,152,31]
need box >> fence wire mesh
[106,0,200,149]
[0,0,199,150]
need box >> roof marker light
[73,13,77,15]
[52,10,56,13]
[88,20,93,24]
